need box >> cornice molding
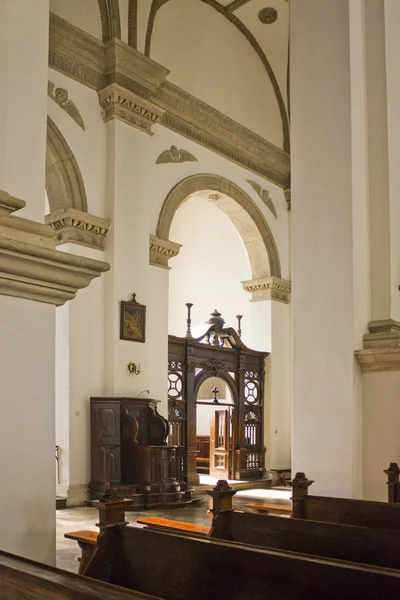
[0,191,26,215]
[149,235,182,270]
[45,208,110,250]
[242,276,291,303]
[0,192,109,306]
[355,348,400,373]
[98,83,165,134]
[48,13,290,189]
[157,82,290,188]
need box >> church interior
[2,0,400,597]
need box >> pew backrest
[295,494,400,530]
[210,510,400,570]
[84,523,400,600]
[0,548,160,600]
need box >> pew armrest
[137,517,210,536]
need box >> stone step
[56,496,67,510]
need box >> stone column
[291,0,360,497]
[0,2,109,564]
[242,276,291,475]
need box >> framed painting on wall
[120,294,146,343]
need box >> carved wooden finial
[384,462,400,503]
[207,479,236,516]
[289,472,314,515]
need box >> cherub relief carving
[156,145,198,164]
[247,180,277,219]
[48,81,85,131]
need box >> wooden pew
[83,523,400,599]
[290,472,400,530]
[136,517,209,535]
[0,547,159,599]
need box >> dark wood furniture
[290,471,400,530]
[195,435,210,473]
[0,549,159,600]
[385,462,400,502]
[168,309,268,485]
[89,397,192,507]
[83,522,400,599]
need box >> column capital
[363,319,400,349]
[45,208,110,251]
[0,194,109,306]
[242,276,292,303]
[149,235,182,270]
[356,319,400,372]
[98,83,165,135]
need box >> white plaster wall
[48,69,107,218]
[169,196,252,344]
[150,0,283,145]
[363,371,400,501]
[50,0,102,40]
[0,296,55,565]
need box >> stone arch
[97,0,121,41]
[46,116,88,213]
[156,174,281,278]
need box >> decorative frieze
[242,276,292,303]
[98,83,165,135]
[104,38,169,96]
[149,235,182,270]
[48,13,290,189]
[45,208,110,250]
[0,192,109,306]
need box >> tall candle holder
[185,302,193,338]
[236,314,243,338]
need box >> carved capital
[98,83,165,135]
[149,235,182,270]
[45,208,110,251]
[242,276,291,303]
[0,196,109,306]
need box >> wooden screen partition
[168,310,268,485]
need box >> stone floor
[56,487,291,573]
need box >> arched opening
[157,173,281,279]
[46,116,88,213]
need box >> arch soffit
[156,174,281,279]
[145,0,290,152]
[46,116,88,213]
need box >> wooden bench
[245,503,292,515]
[0,547,160,599]
[64,530,99,574]
[83,522,400,599]
[290,471,400,530]
[137,517,209,536]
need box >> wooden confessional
[168,309,269,486]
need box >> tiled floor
[56,487,291,573]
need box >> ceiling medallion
[258,7,278,24]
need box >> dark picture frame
[120,294,146,343]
